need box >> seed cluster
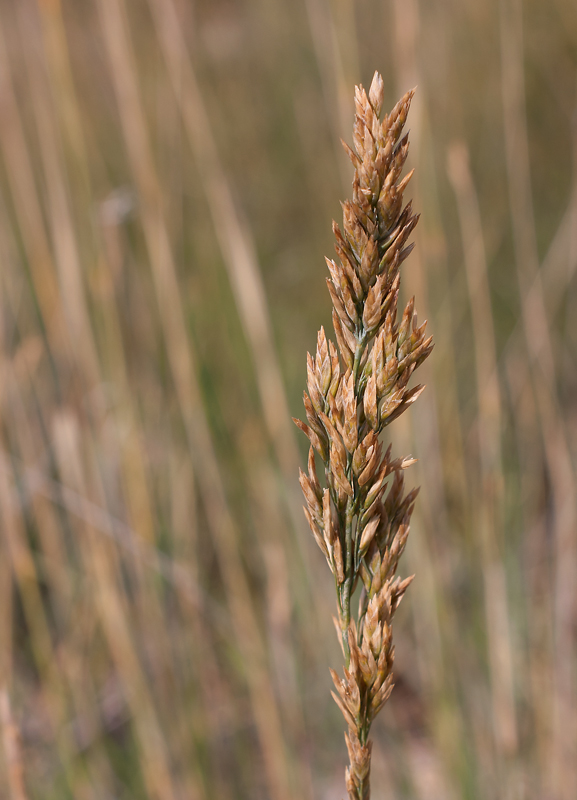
[294,72,433,800]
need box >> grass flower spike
[294,72,433,800]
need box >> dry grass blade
[447,142,518,771]
[303,0,357,192]
[149,0,301,485]
[146,6,321,662]
[500,1,577,796]
[389,5,466,790]
[16,6,99,385]
[51,412,182,800]
[0,691,29,800]
[0,16,66,361]
[95,1,294,796]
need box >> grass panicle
[294,72,433,800]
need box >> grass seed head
[294,72,432,800]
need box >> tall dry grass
[0,0,575,798]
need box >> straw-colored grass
[0,0,575,798]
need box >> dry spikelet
[293,71,433,800]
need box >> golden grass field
[0,0,576,798]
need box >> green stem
[340,496,356,666]
[340,334,369,666]
[352,331,367,389]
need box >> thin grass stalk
[0,690,29,800]
[17,5,99,387]
[34,0,93,201]
[148,0,301,485]
[8,436,213,619]
[0,265,15,799]
[33,0,162,589]
[566,87,577,344]
[241,436,316,797]
[503,347,551,793]
[145,20,325,789]
[1,96,196,785]
[146,4,320,655]
[13,13,200,787]
[481,81,577,386]
[500,3,577,797]
[146,6,322,687]
[95,1,294,796]
[1,339,73,629]
[0,506,12,697]
[0,236,109,793]
[304,0,357,192]
[0,16,66,362]
[390,2,468,790]
[166,450,235,800]
[447,143,519,782]
[327,0,360,154]
[56,641,120,798]
[0,435,76,791]
[295,72,433,799]
[0,272,71,785]
[447,177,577,418]
[51,412,183,800]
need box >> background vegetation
[0,0,576,798]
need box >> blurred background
[0,0,576,798]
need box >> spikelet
[293,72,433,800]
